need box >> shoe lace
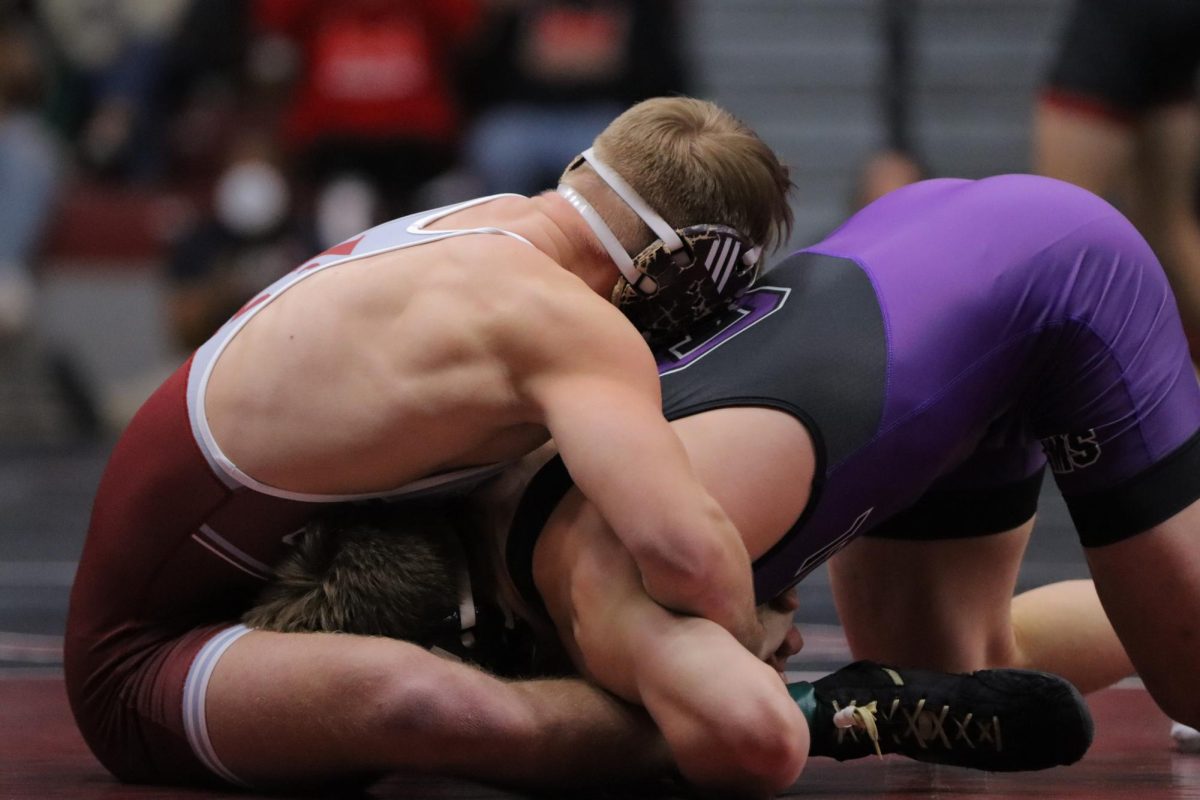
[832,701,882,757]
[879,697,1003,753]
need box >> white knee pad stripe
[183,624,253,787]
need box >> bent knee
[1149,685,1200,732]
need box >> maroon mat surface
[2,676,1194,800]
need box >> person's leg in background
[1033,98,1132,198]
[1035,0,1200,361]
[1127,103,1200,357]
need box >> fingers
[763,624,804,675]
[757,607,794,661]
[780,626,803,660]
[769,589,800,613]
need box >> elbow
[678,687,809,795]
[726,712,808,795]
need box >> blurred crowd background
[0,0,1192,448]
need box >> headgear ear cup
[558,148,763,345]
[613,224,761,345]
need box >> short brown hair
[242,504,462,640]
[578,96,793,254]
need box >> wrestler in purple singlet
[508,175,1200,603]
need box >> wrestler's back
[205,196,593,496]
[208,236,542,494]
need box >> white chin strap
[556,146,687,293]
[557,147,763,295]
[556,184,644,290]
[578,147,684,254]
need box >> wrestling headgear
[558,147,762,346]
[419,551,538,677]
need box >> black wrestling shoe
[791,660,1094,771]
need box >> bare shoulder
[425,235,589,315]
[456,238,650,373]
[505,286,653,381]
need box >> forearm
[631,500,765,654]
[573,589,806,796]
[629,615,809,797]
[533,361,765,652]
[536,501,807,795]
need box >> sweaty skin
[207,192,765,652]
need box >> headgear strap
[556,184,657,294]
[556,146,764,346]
[576,147,686,257]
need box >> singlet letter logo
[791,507,874,581]
[657,286,790,376]
[1040,429,1101,474]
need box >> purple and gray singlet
[508,175,1200,603]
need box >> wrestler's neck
[527,190,622,298]
[433,191,620,298]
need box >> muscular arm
[530,405,816,795]
[521,309,765,652]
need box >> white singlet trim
[183,624,254,787]
[188,195,529,502]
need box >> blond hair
[572,97,793,255]
[242,504,462,639]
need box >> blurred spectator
[853,149,924,210]
[250,0,480,243]
[36,0,193,181]
[1034,0,1200,360]
[166,132,316,352]
[0,13,63,336]
[157,0,254,187]
[852,0,925,211]
[459,0,690,197]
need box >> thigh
[828,521,1032,673]
[1036,1,1139,191]
[66,623,235,787]
[1029,197,1200,543]
[205,626,530,786]
[206,625,677,790]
